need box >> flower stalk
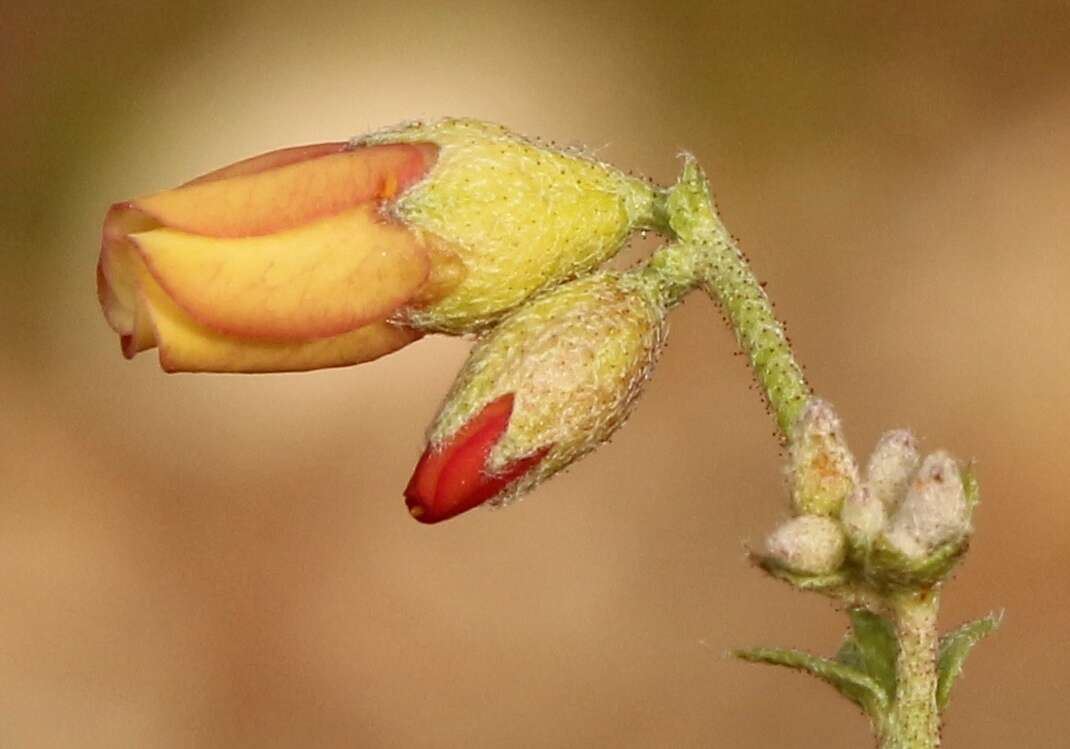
[648,157,811,436]
[883,591,941,749]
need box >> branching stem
[646,156,810,437]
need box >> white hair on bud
[765,515,846,575]
[866,429,920,510]
[884,451,970,559]
[840,487,887,549]
[788,399,859,517]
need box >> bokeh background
[4,1,1069,746]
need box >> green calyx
[359,118,660,334]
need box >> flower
[97,118,658,372]
[405,271,668,523]
[97,140,441,372]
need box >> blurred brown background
[3,1,1069,746]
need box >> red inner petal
[404,394,552,524]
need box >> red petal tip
[403,394,550,524]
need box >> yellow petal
[130,205,430,340]
[132,258,421,373]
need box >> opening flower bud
[97,140,448,372]
[98,119,658,373]
[788,400,859,516]
[765,515,847,576]
[405,271,668,523]
[883,451,970,560]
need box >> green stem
[649,157,951,748]
[648,157,811,438]
[882,591,941,749]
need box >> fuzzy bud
[765,515,847,575]
[865,429,920,510]
[883,451,970,559]
[789,400,859,516]
[404,271,667,523]
[839,487,887,550]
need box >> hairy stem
[651,156,953,749]
[651,156,810,438]
[883,591,941,749]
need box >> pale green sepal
[357,118,659,333]
[936,611,1002,710]
[735,646,889,716]
[961,461,981,512]
[866,535,969,590]
[754,554,851,591]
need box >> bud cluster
[761,401,976,589]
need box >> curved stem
[648,156,811,438]
[648,156,946,749]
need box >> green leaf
[838,608,898,700]
[735,646,889,717]
[936,611,1003,710]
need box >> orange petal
[130,204,430,340]
[132,142,438,237]
[183,142,350,186]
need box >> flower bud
[839,487,886,550]
[404,271,667,523]
[788,400,859,516]
[764,515,847,576]
[97,118,656,372]
[865,429,920,510]
[883,451,970,560]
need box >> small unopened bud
[840,487,887,550]
[405,271,667,522]
[789,400,859,516]
[765,515,847,575]
[866,429,920,510]
[884,451,970,559]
